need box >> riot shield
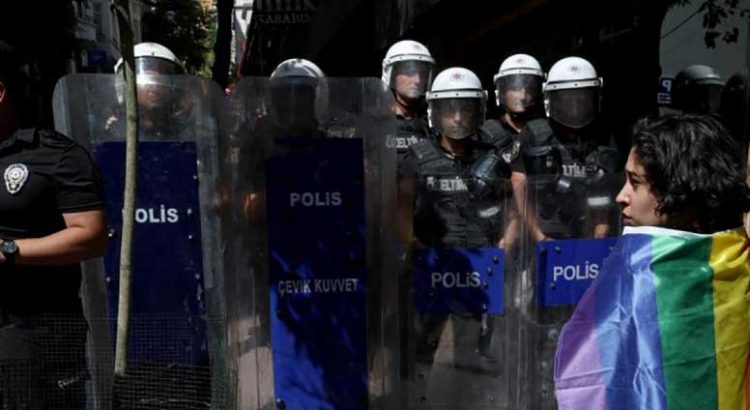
[225,77,398,409]
[513,169,624,409]
[396,140,517,409]
[52,74,229,409]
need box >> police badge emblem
[502,141,521,164]
[4,163,29,195]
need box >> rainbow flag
[555,226,750,410]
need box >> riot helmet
[114,42,187,131]
[382,40,435,100]
[268,58,326,129]
[720,71,747,146]
[673,64,724,114]
[494,53,544,120]
[426,67,487,140]
[115,42,186,77]
[544,57,602,129]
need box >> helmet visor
[547,87,599,129]
[495,74,543,113]
[430,98,484,140]
[135,57,184,75]
[269,76,320,128]
[680,83,723,114]
[390,60,434,99]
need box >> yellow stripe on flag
[710,229,750,410]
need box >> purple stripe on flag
[555,234,668,410]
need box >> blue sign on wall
[658,77,673,105]
[95,141,208,367]
[412,248,505,315]
[537,237,617,307]
[266,138,368,410]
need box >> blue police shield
[393,131,517,408]
[225,76,397,409]
[512,168,624,409]
[52,74,228,408]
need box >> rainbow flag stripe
[555,226,750,410]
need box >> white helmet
[115,42,185,77]
[268,58,327,129]
[271,58,325,79]
[381,40,435,99]
[544,57,603,129]
[426,67,487,140]
[114,42,185,104]
[544,56,602,91]
[493,53,545,115]
[494,54,544,83]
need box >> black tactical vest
[521,119,619,238]
[389,116,431,160]
[410,139,508,248]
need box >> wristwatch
[0,239,18,265]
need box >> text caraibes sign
[253,0,319,25]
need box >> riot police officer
[526,56,620,240]
[111,42,187,137]
[238,58,327,227]
[109,42,218,406]
[229,60,396,408]
[484,53,548,242]
[400,68,517,404]
[402,67,516,248]
[672,64,725,115]
[382,40,435,158]
[519,56,622,409]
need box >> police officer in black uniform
[402,67,517,249]
[227,59,329,371]
[107,42,189,141]
[382,40,436,161]
[521,56,621,409]
[237,58,327,224]
[400,67,518,385]
[482,53,548,242]
[0,48,107,408]
[525,56,620,240]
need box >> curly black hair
[631,114,750,233]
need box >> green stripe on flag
[651,235,718,410]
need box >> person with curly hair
[554,114,750,410]
[617,114,750,233]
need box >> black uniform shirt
[0,128,104,315]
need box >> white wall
[660,0,749,80]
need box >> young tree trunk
[212,0,234,90]
[112,0,139,378]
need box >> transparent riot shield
[225,77,398,409]
[52,74,230,409]
[513,169,624,409]
[396,143,517,409]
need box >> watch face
[1,240,17,254]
